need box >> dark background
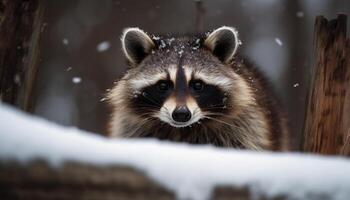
[33,0,350,150]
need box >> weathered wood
[302,15,350,155]
[0,161,274,200]
[195,0,205,34]
[0,161,175,200]
[341,80,350,155]
[0,0,43,112]
[0,160,335,200]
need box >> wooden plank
[0,160,337,200]
[0,161,293,200]
[341,41,350,156]
[0,0,43,112]
[302,15,350,155]
[0,161,174,200]
[195,0,205,33]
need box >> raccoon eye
[191,80,204,91]
[157,81,171,92]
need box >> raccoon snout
[172,106,191,122]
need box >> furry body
[108,27,289,151]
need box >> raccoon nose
[172,106,192,122]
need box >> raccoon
[107,26,289,151]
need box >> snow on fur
[0,103,349,200]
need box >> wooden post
[302,14,350,155]
[341,82,350,155]
[0,161,175,200]
[0,0,44,112]
[195,0,205,34]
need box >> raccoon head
[114,26,249,130]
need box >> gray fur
[108,27,289,151]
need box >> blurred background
[34,0,350,150]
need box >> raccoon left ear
[204,26,240,63]
[121,27,155,65]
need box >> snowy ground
[0,103,349,200]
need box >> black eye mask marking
[130,80,173,115]
[190,81,228,114]
[129,75,229,118]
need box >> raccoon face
[120,26,242,128]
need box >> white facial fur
[157,96,203,128]
[129,72,167,90]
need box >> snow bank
[0,103,349,200]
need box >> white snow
[167,38,175,45]
[97,41,111,52]
[62,38,69,45]
[293,83,300,88]
[275,38,283,46]
[14,74,21,85]
[152,35,160,40]
[72,76,82,84]
[159,40,166,49]
[195,39,200,44]
[0,104,350,200]
[296,11,304,18]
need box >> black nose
[172,106,192,122]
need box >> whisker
[203,116,240,129]
[203,115,247,146]
[203,112,239,119]
[129,117,157,137]
[135,106,160,111]
[204,104,232,110]
[141,92,162,106]
[203,107,228,111]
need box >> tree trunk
[0,0,44,112]
[302,14,350,155]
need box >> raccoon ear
[121,27,155,65]
[204,26,240,63]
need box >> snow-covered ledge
[0,104,350,200]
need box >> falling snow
[97,41,111,52]
[14,74,21,85]
[72,77,82,84]
[296,11,304,18]
[62,38,69,45]
[275,38,283,46]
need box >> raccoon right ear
[204,26,240,63]
[121,27,155,65]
